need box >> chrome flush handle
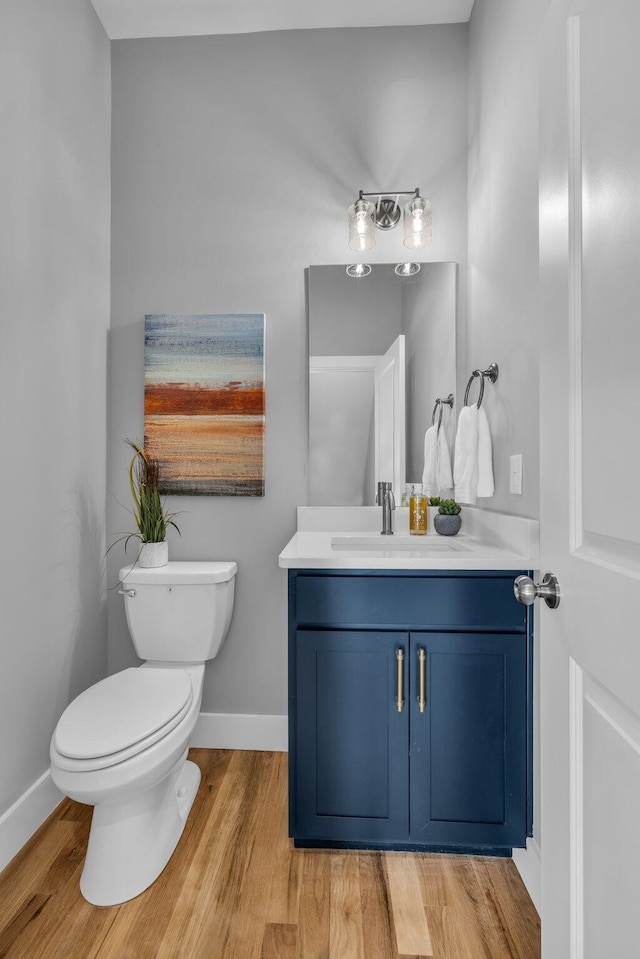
[118,588,137,598]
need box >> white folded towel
[436,426,453,494]
[453,405,479,504]
[422,423,454,497]
[454,404,494,504]
[421,425,438,496]
[477,406,495,498]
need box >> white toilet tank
[118,561,237,663]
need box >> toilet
[50,560,237,906]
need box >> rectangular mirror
[308,262,457,506]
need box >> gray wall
[0,0,110,814]
[109,26,469,716]
[467,0,542,519]
[468,0,546,850]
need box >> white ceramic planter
[138,541,168,568]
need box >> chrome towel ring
[431,393,454,429]
[463,363,499,409]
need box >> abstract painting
[144,313,265,495]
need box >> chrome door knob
[514,573,561,609]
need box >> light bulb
[348,198,376,252]
[403,195,432,249]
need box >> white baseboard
[512,837,541,915]
[0,770,63,873]
[191,712,288,752]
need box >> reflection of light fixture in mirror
[346,263,372,278]
[394,262,421,277]
[348,189,432,251]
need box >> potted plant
[433,498,462,536]
[111,440,181,567]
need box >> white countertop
[278,506,539,571]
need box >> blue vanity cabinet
[288,569,532,854]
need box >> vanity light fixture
[346,263,372,278]
[347,189,432,252]
[394,262,421,277]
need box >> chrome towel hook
[463,363,498,409]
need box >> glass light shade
[403,195,432,249]
[348,198,376,252]
[346,263,372,278]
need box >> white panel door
[374,334,406,498]
[539,0,640,956]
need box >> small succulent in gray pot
[433,499,462,536]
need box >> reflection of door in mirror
[308,263,457,506]
[374,335,406,498]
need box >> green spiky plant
[438,498,461,516]
[428,496,441,507]
[127,439,181,544]
[109,440,181,554]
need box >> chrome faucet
[376,481,395,535]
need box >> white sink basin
[331,534,471,552]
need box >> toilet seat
[53,668,193,772]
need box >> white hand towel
[477,406,494,498]
[436,427,453,494]
[421,425,438,496]
[453,405,480,504]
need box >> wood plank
[422,904,478,959]
[1,862,118,959]
[415,853,453,908]
[357,853,395,959]
[0,895,50,957]
[435,856,500,959]
[298,849,331,959]
[329,853,365,959]
[264,757,303,926]
[384,853,433,958]
[261,923,298,959]
[471,858,540,959]
[215,753,290,959]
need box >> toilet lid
[54,668,193,760]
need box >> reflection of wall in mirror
[403,263,457,486]
[309,356,375,505]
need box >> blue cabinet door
[294,630,409,842]
[409,632,527,848]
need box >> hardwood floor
[0,750,540,958]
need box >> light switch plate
[510,454,523,495]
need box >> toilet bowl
[50,561,236,906]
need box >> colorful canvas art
[144,313,265,495]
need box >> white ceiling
[89,0,475,41]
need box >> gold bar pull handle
[396,648,405,712]
[418,648,426,713]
